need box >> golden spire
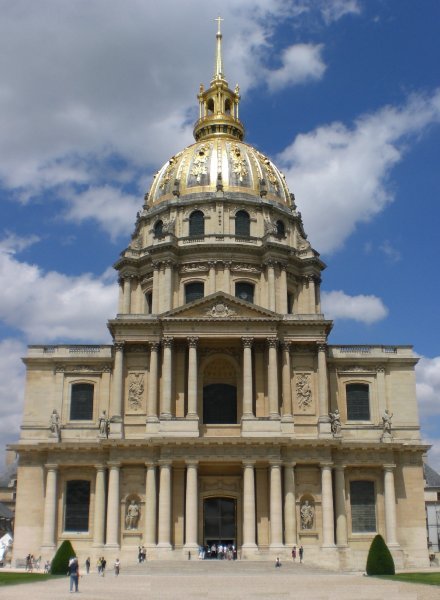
[193,18,245,142]
[214,16,224,81]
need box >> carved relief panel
[293,372,316,415]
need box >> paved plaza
[1,561,439,600]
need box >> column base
[183,543,199,558]
[318,417,332,438]
[109,417,124,439]
[241,544,259,559]
[105,543,120,549]
[281,417,295,435]
[146,419,160,435]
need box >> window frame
[346,382,371,421]
[70,382,94,421]
[235,210,250,237]
[349,479,377,534]
[189,210,205,237]
[64,479,91,533]
[235,281,254,303]
[185,281,205,304]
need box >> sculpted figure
[329,408,341,435]
[300,500,314,530]
[50,409,61,441]
[125,499,140,530]
[382,409,393,434]
[98,410,110,438]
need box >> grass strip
[377,572,440,586]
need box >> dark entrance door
[203,384,237,424]
[204,497,236,549]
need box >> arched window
[346,383,370,420]
[154,220,163,238]
[65,480,91,532]
[145,291,153,314]
[235,210,250,237]
[189,211,205,237]
[207,98,214,114]
[350,481,376,532]
[235,282,254,303]
[225,99,232,115]
[70,383,94,420]
[185,282,204,304]
[287,292,294,314]
[276,220,285,237]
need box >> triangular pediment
[161,292,279,320]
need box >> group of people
[291,545,304,563]
[25,553,42,571]
[96,556,107,575]
[68,555,122,592]
[201,543,237,560]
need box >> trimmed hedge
[366,534,395,575]
[50,540,76,575]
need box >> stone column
[164,261,174,312]
[161,337,173,419]
[147,342,160,422]
[384,465,399,546]
[308,276,316,313]
[42,464,58,550]
[267,261,276,311]
[279,264,288,314]
[144,463,157,546]
[157,462,172,548]
[242,461,257,549]
[321,463,335,547]
[376,366,386,417]
[152,262,160,314]
[208,262,216,294]
[117,278,124,314]
[187,337,199,418]
[93,465,106,547]
[110,343,124,436]
[270,462,283,548]
[123,276,132,314]
[242,337,254,418]
[184,461,198,550]
[283,462,297,546]
[281,343,293,419]
[334,466,348,547]
[317,343,331,435]
[267,338,280,419]
[223,261,231,294]
[106,463,121,548]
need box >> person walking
[68,557,79,593]
[275,556,281,568]
[114,558,120,576]
[291,546,296,561]
[101,556,107,576]
[85,557,90,574]
[299,545,304,563]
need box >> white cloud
[0,232,41,254]
[379,240,401,263]
[320,0,361,23]
[279,90,440,253]
[0,339,26,466]
[267,44,326,91]
[322,290,388,323]
[0,248,117,343]
[416,356,440,418]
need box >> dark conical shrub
[366,534,395,575]
[50,540,76,575]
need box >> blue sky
[1,0,440,470]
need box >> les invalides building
[11,24,429,570]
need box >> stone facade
[10,26,429,571]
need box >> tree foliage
[50,540,76,575]
[366,534,395,575]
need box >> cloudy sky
[1,0,440,470]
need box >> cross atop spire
[214,15,224,80]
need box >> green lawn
[378,572,440,586]
[0,573,56,586]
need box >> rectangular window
[70,383,94,420]
[350,480,376,533]
[65,480,91,532]
[346,383,370,420]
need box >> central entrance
[203,497,236,550]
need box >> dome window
[189,210,205,237]
[235,282,254,303]
[225,99,232,115]
[154,220,164,238]
[235,210,250,237]
[276,220,285,237]
[185,282,204,304]
[207,98,214,115]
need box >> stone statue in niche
[296,373,312,410]
[300,500,315,530]
[128,373,144,411]
[98,410,110,438]
[329,408,342,436]
[49,409,61,441]
[382,409,393,435]
[125,499,140,530]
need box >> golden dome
[146,17,292,208]
[148,139,291,206]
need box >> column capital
[107,461,121,469]
[267,337,278,348]
[281,341,291,352]
[242,336,254,348]
[94,464,106,472]
[283,461,296,468]
[149,341,160,352]
[114,342,125,352]
[162,336,174,348]
[208,261,217,269]
[45,463,59,471]
[158,459,172,467]
[317,343,328,353]
[152,261,160,271]
[376,365,386,374]
[144,461,156,468]
[185,460,199,467]
[187,336,199,348]
[242,460,256,468]
[264,259,276,268]
[383,464,396,471]
[320,462,333,470]
[269,460,283,468]
[333,464,346,472]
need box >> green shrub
[50,540,76,575]
[366,534,395,575]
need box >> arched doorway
[203,383,237,424]
[204,497,236,551]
